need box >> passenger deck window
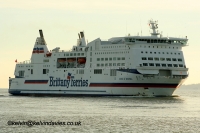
[149,63,154,66]
[143,63,148,66]
[142,57,147,60]
[156,64,160,67]
[154,57,159,61]
[178,58,182,61]
[121,63,125,66]
[172,58,177,61]
[173,64,178,67]
[148,57,153,60]
[166,58,171,61]
[179,64,183,67]
[168,64,172,67]
[160,58,165,61]
[162,64,166,67]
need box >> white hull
[9,75,186,96]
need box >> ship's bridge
[124,36,188,46]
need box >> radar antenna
[148,19,160,36]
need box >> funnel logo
[49,73,88,88]
[32,47,44,53]
[67,73,74,80]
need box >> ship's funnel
[39,30,44,38]
[79,31,86,46]
[80,32,84,38]
[78,33,81,39]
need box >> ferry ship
[9,20,189,96]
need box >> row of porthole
[96,63,126,67]
[18,66,33,67]
[95,51,129,54]
[102,45,127,49]
[141,63,184,67]
[54,53,85,56]
[140,45,179,49]
[141,51,181,55]
[142,57,182,62]
[43,65,50,67]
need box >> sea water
[0,87,200,133]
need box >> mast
[149,20,160,37]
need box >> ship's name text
[49,77,88,88]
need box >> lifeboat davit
[46,51,52,57]
[67,58,76,62]
[78,58,86,64]
[58,58,66,62]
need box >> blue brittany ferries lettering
[9,20,189,96]
[49,74,88,88]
